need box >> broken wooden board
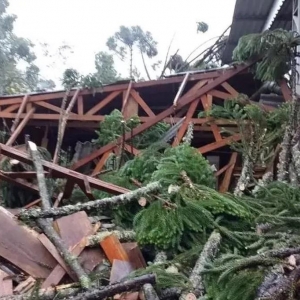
[110,260,134,284]
[122,243,147,270]
[0,270,13,296]
[14,276,35,295]
[100,234,129,264]
[0,207,56,278]
[42,212,102,288]
[78,248,105,273]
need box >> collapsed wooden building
[0,62,291,200]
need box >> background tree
[106,25,158,80]
[94,51,120,84]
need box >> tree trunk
[19,182,161,220]
[141,51,151,80]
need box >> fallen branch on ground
[19,182,161,220]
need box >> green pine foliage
[233,29,300,81]
[152,144,215,188]
[93,109,170,150]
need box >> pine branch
[19,182,161,220]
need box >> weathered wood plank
[0,207,56,278]
[0,270,13,296]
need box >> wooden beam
[35,101,77,115]
[77,95,84,115]
[6,107,35,146]
[2,104,20,113]
[0,143,129,195]
[215,163,232,177]
[123,92,138,120]
[121,81,133,113]
[208,89,232,100]
[172,99,199,146]
[221,82,239,97]
[1,171,49,179]
[11,95,29,133]
[71,63,253,170]
[124,143,140,156]
[0,270,13,296]
[219,152,238,193]
[86,91,121,115]
[0,70,224,105]
[91,151,112,176]
[279,79,292,102]
[130,90,155,117]
[199,134,241,154]
[173,72,190,107]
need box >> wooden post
[10,94,29,133]
[6,107,35,147]
[219,152,238,193]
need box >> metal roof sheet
[222,0,292,64]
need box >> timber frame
[0,63,292,201]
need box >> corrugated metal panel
[222,0,291,64]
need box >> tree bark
[86,230,136,246]
[28,141,91,289]
[19,182,161,220]
[180,230,221,299]
[142,283,159,300]
[69,274,156,300]
[234,155,253,196]
[28,141,51,209]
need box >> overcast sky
[8,0,236,85]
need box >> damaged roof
[222,0,292,64]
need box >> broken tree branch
[70,274,156,300]
[86,230,136,247]
[180,230,221,299]
[19,182,161,220]
[28,140,91,289]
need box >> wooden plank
[172,99,199,146]
[215,163,232,177]
[208,89,232,100]
[200,95,222,141]
[35,100,77,115]
[122,242,147,269]
[219,152,238,193]
[280,79,292,102]
[100,234,129,264]
[124,144,140,156]
[121,81,133,113]
[77,95,84,115]
[123,93,138,120]
[130,90,155,117]
[1,171,49,179]
[0,143,130,195]
[110,260,134,284]
[92,150,112,176]
[86,91,121,115]
[2,104,20,113]
[173,72,190,107]
[221,82,239,97]
[53,192,64,208]
[41,125,49,148]
[78,248,105,273]
[0,207,57,278]
[199,134,241,154]
[38,234,76,281]
[70,63,253,171]
[11,95,29,133]
[14,276,35,294]
[0,270,13,296]
[6,107,35,146]
[42,212,94,288]
[0,71,222,106]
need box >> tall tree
[106,25,158,80]
[94,51,119,84]
[0,0,37,94]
